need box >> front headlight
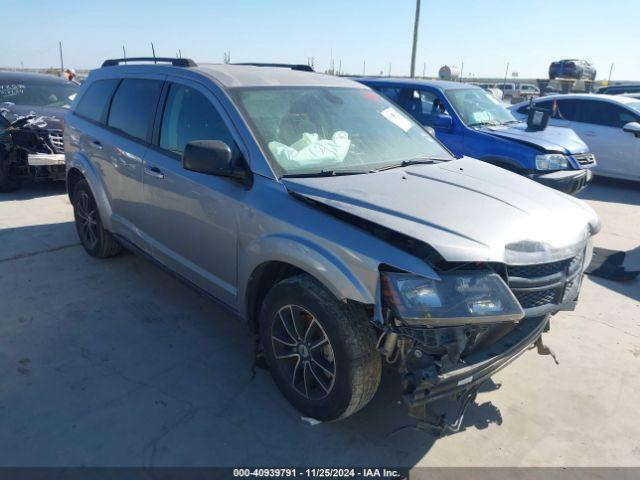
[381,270,525,327]
[535,154,569,171]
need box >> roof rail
[101,57,197,68]
[232,63,314,72]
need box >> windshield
[0,81,78,108]
[446,88,519,127]
[234,87,453,176]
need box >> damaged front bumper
[403,315,548,409]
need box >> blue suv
[355,78,595,195]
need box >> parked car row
[356,78,595,194]
[60,58,601,431]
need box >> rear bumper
[404,315,548,408]
[28,153,65,167]
[533,168,592,195]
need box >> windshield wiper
[375,156,449,172]
[281,169,372,178]
[468,120,502,127]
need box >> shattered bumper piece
[27,153,65,166]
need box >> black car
[549,59,596,81]
[596,84,640,95]
[0,71,78,191]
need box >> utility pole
[363,60,366,75]
[502,61,510,88]
[410,0,421,77]
[422,62,426,78]
[460,60,464,82]
[388,63,391,77]
[608,63,614,84]
[151,42,157,63]
[122,46,127,63]
[58,41,64,73]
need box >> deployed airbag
[268,131,351,169]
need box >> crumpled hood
[0,104,67,131]
[283,157,601,265]
[480,123,588,154]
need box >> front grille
[48,132,64,153]
[514,288,558,309]
[506,252,585,314]
[574,153,596,166]
[508,259,569,279]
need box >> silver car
[64,58,600,428]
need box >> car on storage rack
[510,94,640,181]
[549,59,596,81]
[0,71,78,191]
[65,58,600,430]
[355,78,595,195]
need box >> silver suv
[65,58,600,428]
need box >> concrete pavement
[0,179,638,467]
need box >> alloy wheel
[76,191,99,249]
[271,305,336,400]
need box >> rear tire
[72,179,122,258]
[259,274,381,421]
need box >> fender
[238,229,440,320]
[239,233,376,314]
[66,150,114,230]
[480,155,526,173]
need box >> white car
[510,94,640,181]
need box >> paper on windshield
[380,107,413,132]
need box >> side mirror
[622,122,640,137]
[182,140,251,185]
[431,113,453,130]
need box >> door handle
[144,165,165,179]
[91,140,103,149]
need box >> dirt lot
[0,179,638,467]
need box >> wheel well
[66,167,85,203]
[245,261,304,332]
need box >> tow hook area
[406,384,482,436]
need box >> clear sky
[3,0,638,80]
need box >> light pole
[410,0,421,78]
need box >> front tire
[0,150,21,192]
[259,274,381,421]
[72,179,122,258]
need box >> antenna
[151,42,157,64]
[59,41,64,73]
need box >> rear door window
[74,79,120,123]
[580,101,640,127]
[107,79,163,142]
[159,83,236,158]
